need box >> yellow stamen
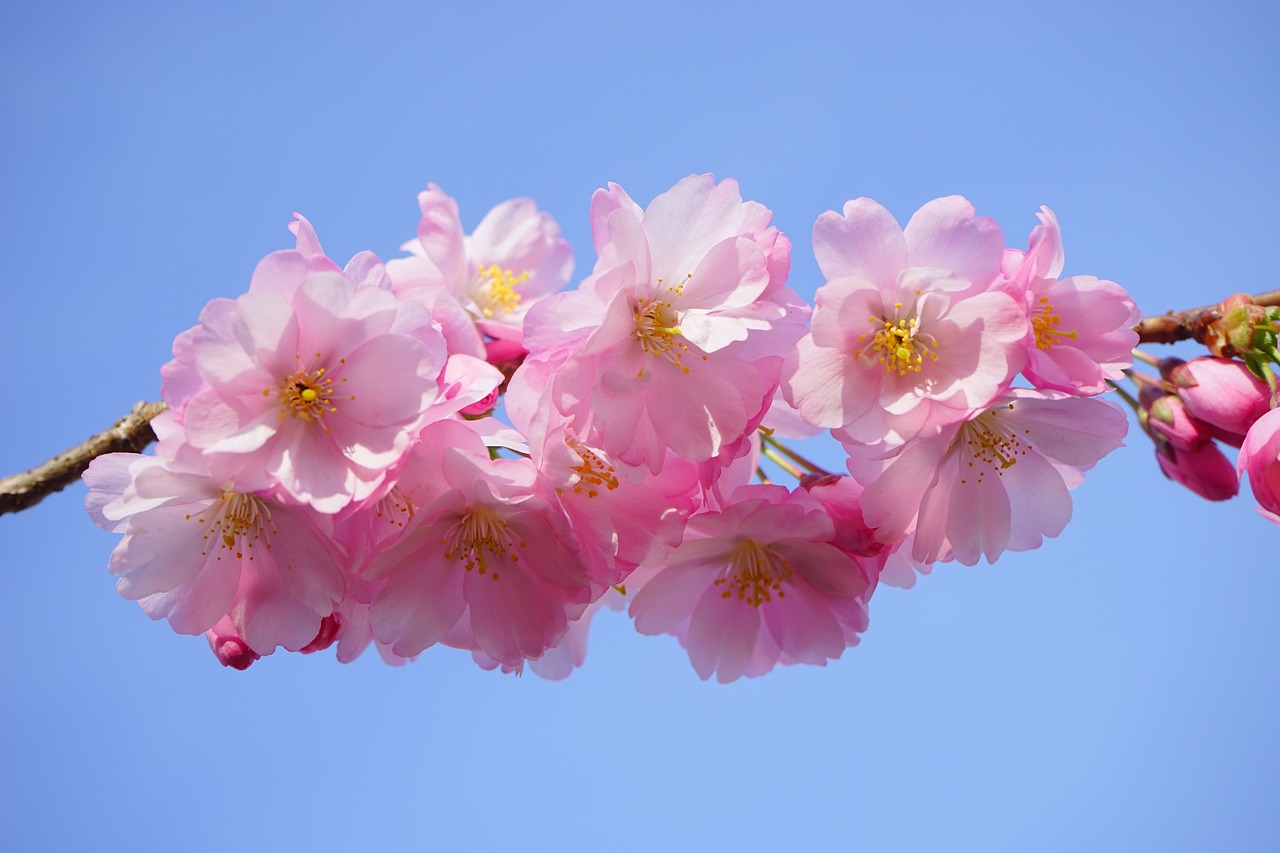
[634,278,696,376]
[713,539,792,607]
[441,506,522,581]
[1031,297,1079,350]
[568,442,619,498]
[472,264,529,319]
[952,404,1031,485]
[861,305,939,377]
[188,491,276,562]
[273,354,341,424]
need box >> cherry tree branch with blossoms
[5,289,1272,517]
[8,176,1279,681]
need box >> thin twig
[0,401,166,517]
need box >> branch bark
[1134,288,1280,345]
[0,401,166,517]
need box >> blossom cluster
[85,176,1138,681]
[1129,294,1280,518]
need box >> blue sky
[2,2,1278,850]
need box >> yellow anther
[472,264,529,318]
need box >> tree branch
[2,290,1279,518]
[1134,288,1280,345]
[0,401,166,517]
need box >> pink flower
[162,260,452,513]
[524,174,804,472]
[850,389,1128,565]
[629,484,874,682]
[205,615,260,670]
[1239,407,1280,522]
[1167,357,1271,439]
[783,197,1028,443]
[386,184,573,348]
[363,421,594,666]
[83,450,346,655]
[1140,386,1213,451]
[1157,440,1240,502]
[1023,276,1140,394]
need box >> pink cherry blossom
[629,484,874,682]
[849,389,1128,565]
[83,450,346,655]
[162,261,453,513]
[363,420,594,666]
[523,174,805,473]
[783,197,1029,444]
[386,183,573,348]
[1003,208,1139,394]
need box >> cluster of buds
[83,176,1140,681]
[1131,293,1280,518]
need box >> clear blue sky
[2,2,1278,850]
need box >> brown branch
[1135,288,1280,345]
[0,401,166,517]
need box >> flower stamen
[1031,296,1079,350]
[713,539,792,607]
[441,507,523,581]
[471,264,529,319]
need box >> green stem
[1132,347,1161,367]
[1106,379,1142,413]
[761,434,832,477]
[761,446,803,480]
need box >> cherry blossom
[783,196,1028,444]
[83,449,346,655]
[629,484,875,682]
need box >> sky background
[2,1,1278,850]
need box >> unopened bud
[300,614,342,654]
[205,619,260,671]
[1167,357,1271,436]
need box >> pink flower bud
[300,614,342,655]
[1155,441,1239,502]
[484,338,528,368]
[1168,357,1271,436]
[1141,390,1212,451]
[205,619,261,671]
[460,386,501,417]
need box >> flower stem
[1132,347,1161,367]
[761,434,832,477]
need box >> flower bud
[205,618,261,671]
[1143,391,1212,451]
[1204,294,1276,359]
[300,614,342,655]
[1167,357,1271,436]
[1155,441,1239,502]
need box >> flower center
[441,506,523,581]
[1031,296,1078,350]
[714,539,792,607]
[859,300,938,376]
[633,275,695,377]
[269,353,352,429]
[471,264,528,319]
[954,403,1030,484]
[186,491,277,561]
[373,488,415,530]
[568,442,619,498]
